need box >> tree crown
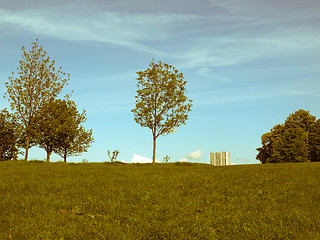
[132,60,192,138]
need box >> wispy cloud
[210,0,320,20]
[192,86,285,107]
[0,7,203,55]
[284,90,320,97]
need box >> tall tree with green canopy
[5,39,69,161]
[132,60,193,165]
[257,109,318,163]
[0,109,20,161]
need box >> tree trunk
[0,148,3,161]
[46,150,51,163]
[25,133,30,161]
[64,149,67,163]
[152,135,156,165]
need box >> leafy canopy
[47,99,94,162]
[0,109,21,161]
[5,39,69,160]
[132,60,192,138]
[256,109,320,163]
[132,60,192,164]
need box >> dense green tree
[284,109,316,132]
[46,100,94,162]
[132,60,192,165]
[257,109,319,163]
[309,119,320,162]
[35,99,73,162]
[5,39,69,161]
[256,124,284,163]
[0,109,20,161]
[272,127,309,163]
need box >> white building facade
[210,152,231,166]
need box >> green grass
[1,161,320,239]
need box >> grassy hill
[1,161,320,239]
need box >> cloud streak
[0,7,203,55]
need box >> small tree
[0,109,20,161]
[107,149,119,162]
[51,100,94,162]
[5,39,69,161]
[132,60,192,165]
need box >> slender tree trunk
[64,149,67,163]
[0,148,3,161]
[46,150,51,163]
[25,132,30,161]
[152,135,156,165]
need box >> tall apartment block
[210,152,231,166]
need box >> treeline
[256,109,320,163]
[2,39,318,165]
[0,39,93,162]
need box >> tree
[35,99,74,162]
[5,39,69,161]
[132,60,193,165]
[309,119,320,162]
[55,126,93,162]
[256,124,285,163]
[257,109,317,163]
[0,109,20,161]
[48,100,94,162]
[272,127,309,163]
[284,109,316,132]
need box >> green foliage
[257,109,320,163]
[107,149,119,162]
[0,109,20,161]
[310,119,320,162]
[132,60,192,164]
[1,161,320,239]
[5,39,69,161]
[54,126,93,163]
[37,99,94,162]
[35,99,69,162]
[272,127,309,163]
[34,99,93,162]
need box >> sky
[0,0,320,164]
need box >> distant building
[210,152,231,166]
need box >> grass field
[1,161,320,239]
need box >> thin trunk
[25,133,30,161]
[64,149,67,163]
[46,150,51,163]
[152,135,156,165]
[0,149,3,161]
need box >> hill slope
[1,161,320,239]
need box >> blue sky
[0,0,319,164]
